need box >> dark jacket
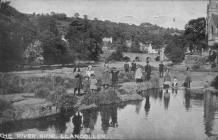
[145,64,152,74]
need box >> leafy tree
[41,32,73,65]
[66,18,102,60]
[164,37,185,63]
[184,17,207,53]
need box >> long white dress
[135,68,143,79]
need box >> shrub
[211,76,218,90]
[155,56,160,61]
[107,50,124,61]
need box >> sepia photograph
[0,0,218,139]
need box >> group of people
[73,63,120,96]
[73,65,98,95]
[123,59,192,92]
[161,64,192,92]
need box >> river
[0,89,217,139]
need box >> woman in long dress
[73,66,82,95]
[163,68,171,92]
[102,65,110,89]
[184,67,192,88]
[135,65,143,92]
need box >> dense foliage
[0,2,183,71]
[211,75,218,90]
[0,1,36,72]
[184,17,207,52]
[164,17,207,63]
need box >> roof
[211,14,218,28]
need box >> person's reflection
[144,94,150,117]
[164,90,170,110]
[135,101,142,114]
[53,113,69,134]
[82,109,98,135]
[172,88,178,94]
[159,89,163,100]
[110,105,118,127]
[184,89,191,111]
[100,105,118,133]
[100,105,111,134]
[72,112,82,136]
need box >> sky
[10,0,209,29]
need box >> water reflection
[100,104,118,134]
[72,112,82,136]
[164,91,170,110]
[158,89,163,101]
[144,94,150,117]
[204,93,218,137]
[1,90,218,139]
[81,109,98,135]
[184,90,191,111]
[135,101,142,114]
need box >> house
[125,40,132,48]
[102,37,113,51]
[207,0,218,46]
[139,42,158,54]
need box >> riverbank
[0,61,217,124]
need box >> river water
[0,89,218,139]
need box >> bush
[107,50,124,61]
[155,56,160,61]
[211,76,218,90]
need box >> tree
[164,37,185,63]
[66,18,102,61]
[74,13,80,18]
[42,33,73,65]
[184,17,207,53]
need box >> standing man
[124,60,130,73]
[131,60,137,74]
[144,61,152,81]
[159,61,164,78]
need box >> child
[172,76,178,88]
[83,76,90,93]
[90,74,97,94]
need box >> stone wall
[123,52,158,62]
[185,55,207,67]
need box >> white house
[139,42,158,54]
